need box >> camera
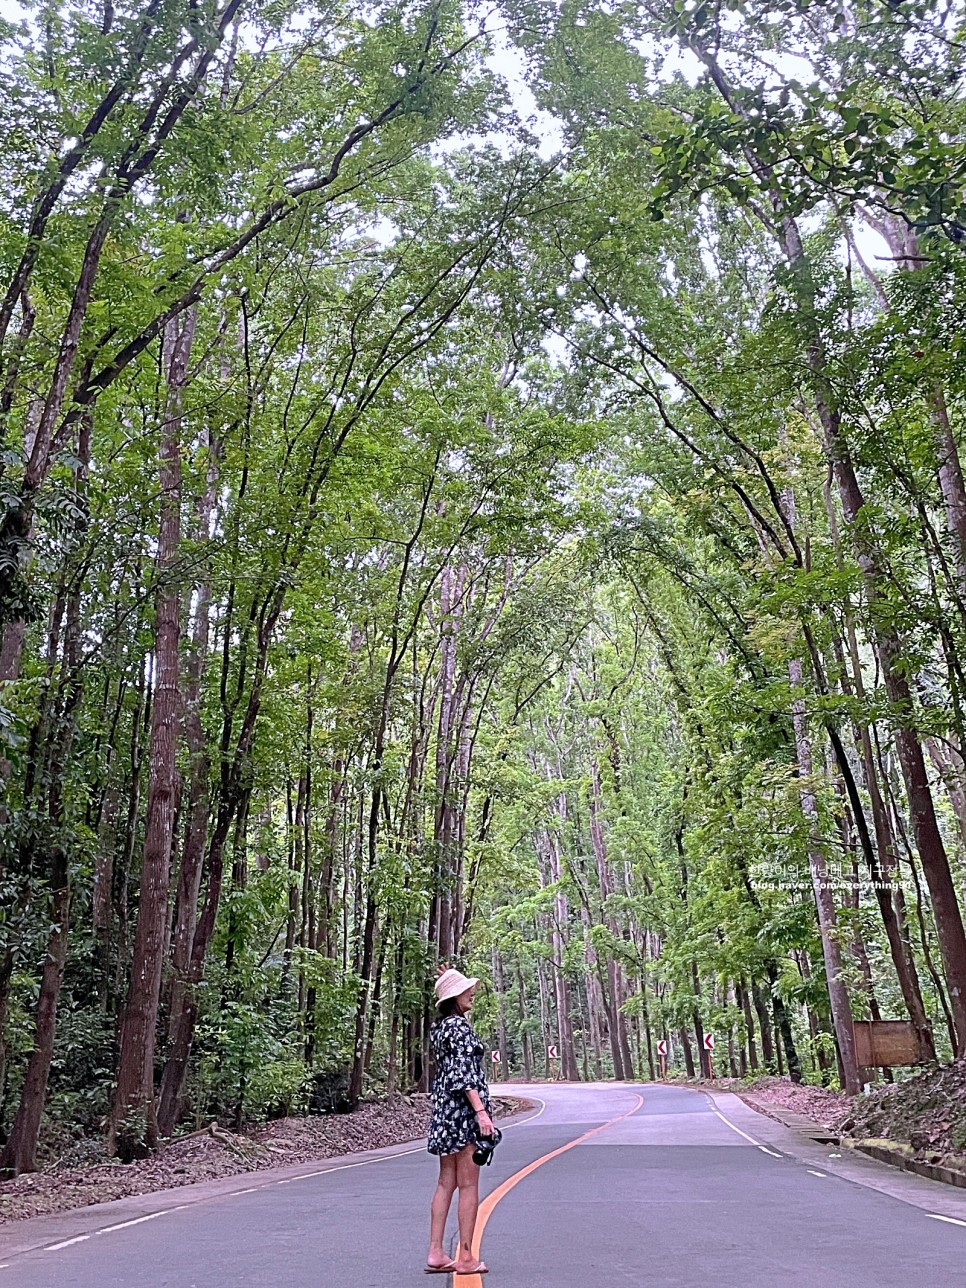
[472,1126,502,1166]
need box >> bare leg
[454,1144,486,1272]
[428,1154,458,1267]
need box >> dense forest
[0,0,965,1174]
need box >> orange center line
[453,1091,646,1285]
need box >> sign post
[657,1037,668,1080]
[548,1043,558,1080]
[852,1020,922,1070]
[703,1032,715,1080]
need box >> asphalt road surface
[3,1081,966,1287]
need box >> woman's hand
[475,1110,495,1138]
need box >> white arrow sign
[491,1050,501,1064]
[656,1039,668,1057]
[548,1043,558,1059]
[703,1032,715,1051]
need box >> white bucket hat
[434,968,479,1004]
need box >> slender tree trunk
[680,1027,695,1078]
[109,311,195,1158]
[581,905,606,1080]
[0,846,69,1175]
[544,807,579,1080]
[752,981,774,1070]
[157,420,218,1135]
[282,778,299,993]
[768,960,802,1083]
[517,966,533,1081]
[363,933,388,1078]
[588,758,634,1078]
[386,936,405,1094]
[493,945,509,1073]
[536,951,551,1078]
[741,979,759,1071]
[0,539,84,1174]
[640,976,656,1081]
[433,564,465,961]
[788,658,860,1093]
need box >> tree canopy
[1,0,966,1172]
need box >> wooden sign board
[852,1020,922,1068]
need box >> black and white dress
[427,1014,491,1157]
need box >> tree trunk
[640,976,656,1081]
[752,981,774,1070]
[536,950,551,1078]
[581,905,606,1080]
[0,578,82,1175]
[741,979,759,1071]
[0,845,69,1175]
[157,428,218,1135]
[788,658,861,1093]
[768,960,802,1083]
[109,311,195,1158]
[517,966,533,1081]
[544,808,579,1081]
[0,400,92,1173]
[588,758,634,1078]
[493,945,509,1073]
[679,1027,695,1078]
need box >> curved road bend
[3,1081,966,1286]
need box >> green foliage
[2,0,965,1165]
[195,998,311,1123]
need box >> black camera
[472,1126,502,1167]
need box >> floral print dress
[427,1014,491,1156]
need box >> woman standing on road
[425,967,494,1276]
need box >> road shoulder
[696,1084,966,1224]
[0,1136,425,1263]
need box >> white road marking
[34,1204,194,1256]
[707,1105,765,1147]
[98,1212,167,1234]
[44,1236,91,1251]
[757,1146,783,1158]
[277,1144,426,1184]
[307,1147,425,1175]
[503,1097,548,1128]
[807,1170,826,1177]
[235,1187,259,1194]
[928,1214,966,1228]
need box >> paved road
[3,1081,966,1286]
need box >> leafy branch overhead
[1,0,966,1176]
